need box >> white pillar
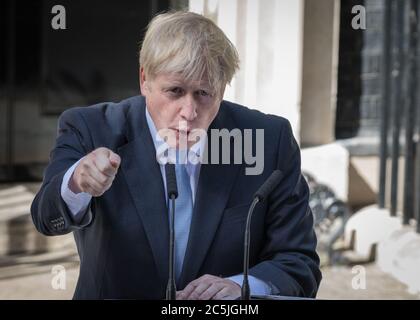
[300,0,340,146]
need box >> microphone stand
[241,197,260,300]
[241,170,283,300]
[166,193,176,300]
[165,163,178,300]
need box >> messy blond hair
[139,11,240,96]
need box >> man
[31,11,321,300]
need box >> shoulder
[56,96,145,151]
[220,100,293,136]
[58,95,144,131]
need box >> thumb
[109,152,121,169]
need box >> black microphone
[241,170,283,300]
[165,163,178,300]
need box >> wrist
[68,173,81,194]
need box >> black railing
[378,0,420,232]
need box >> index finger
[94,153,118,177]
[109,151,121,169]
[180,282,197,299]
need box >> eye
[196,90,210,97]
[168,87,184,95]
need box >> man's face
[140,68,223,149]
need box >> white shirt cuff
[227,274,272,296]
[61,158,92,216]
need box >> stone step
[337,248,375,265]
[0,194,33,209]
[0,186,27,198]
[0,183,76,256]
[0,258,79,281]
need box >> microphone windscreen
[165,164,178,198]
[253,170,283,201]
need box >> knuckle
[80,181,88,189]
[97,166,107,175]
[99,165,109,175]
[99,175,108,185]
[200,291,211,299]
[80,174,88,184]
[88,153,96,163]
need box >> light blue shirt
[60,106,272,296]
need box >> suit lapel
[117,98,169,287]
[179,105,242,288]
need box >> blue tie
[173,163,193,281]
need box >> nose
[180,94,197,121]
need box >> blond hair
[139,11,240,96]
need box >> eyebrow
[162,82,212,92]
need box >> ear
[139,67,149,95]
[218,85,226,101]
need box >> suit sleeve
[248,119,322,298]
[30,108,95,236]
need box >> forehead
[154,72,212,89]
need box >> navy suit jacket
[31,95,322,299]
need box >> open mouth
[173,128,191,135]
